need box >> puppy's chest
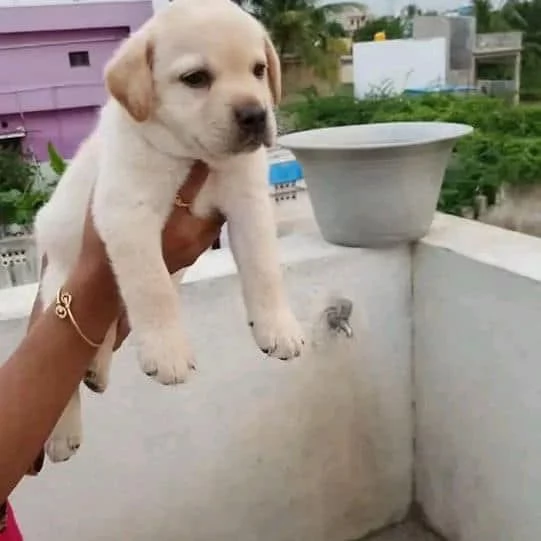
[188,171,223,216]
[191,171,248,217]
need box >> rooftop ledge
[3,213,541,541]
[4,212,541,321]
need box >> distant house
[0,0,153,161]
[328,5,371,36]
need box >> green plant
[281,93,541,215]
[242,0,364,85]
[0,147,57,228]
[352,15,404,42]
[47,142,68,176]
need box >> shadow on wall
[74,299,399,541]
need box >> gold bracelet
[54,289,102,348]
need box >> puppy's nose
[234,105,267,134]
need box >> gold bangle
[175,194,191,209]
[55,289,102,348]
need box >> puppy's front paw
[250,308,304,360]
[138,333,195,385]
[84,367,108,394]
[46,431,81,463]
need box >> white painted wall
[6,213,541,540]
[352,38,447,98]
[2,233,413,541]
[414,214,541,541]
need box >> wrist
[60,259,119,347]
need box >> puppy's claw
[138,337,195,385]
[84,369,108,393]
[251,308,304,361]
[46,434,82,463]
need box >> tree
[243,0,365,84]
[353,16,403,42]
[326,20,347,38]
[472,0,541,97]
[404,3,421,18]
[500,0,541,97]
[473,0,525,32]
[472,0,494,32]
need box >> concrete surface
[415,214,541,541]
[367,522,441,540]
[2,232,413,541]
[5,214,541,541]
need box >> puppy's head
[105,0,281,158]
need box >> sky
[327,0,470,16]
[367,0,467,15]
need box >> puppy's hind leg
[45,391,83,463]
[84,322,117,394]
[41,262,85,463]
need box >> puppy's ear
[264,33,281,106]
[105,31,155,122]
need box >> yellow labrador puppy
[34,0,304,463]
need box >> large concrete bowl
[278,122,473,247]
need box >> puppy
[34,0,304,463]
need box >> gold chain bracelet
[55,289,102,348]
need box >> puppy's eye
[253,63,266,79]
[180,70,212,89]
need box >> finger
[199,221,224,251]
[168,197,226,234]
[177,161,210,207]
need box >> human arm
[0,161,223,500]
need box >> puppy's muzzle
[234,104,267,140]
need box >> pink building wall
[1,107,99,161]
[0,1,152,160]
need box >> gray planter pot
[278,122,473,247]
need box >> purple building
[0,0,153,161]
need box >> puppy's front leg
[223,157,304,360]
[93,166,194,385]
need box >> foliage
[0,148,48,227]
[472,0,541,100]
[282,92,541,215]
[242,0,363,85]
[0,144,63,228]
[47,142,68,177]
[352,16,404,42]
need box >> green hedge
[282,94,541,215]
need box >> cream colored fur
[34,0,304,463]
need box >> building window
[69,51,90,68]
